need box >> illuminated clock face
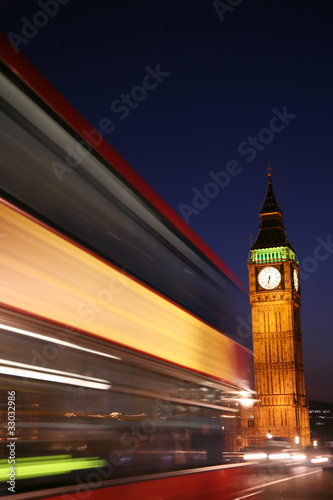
[293,268,299,292]
[258,267,281,290]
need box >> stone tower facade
[248,168,310,448]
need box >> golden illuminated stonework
[248,168,311,447]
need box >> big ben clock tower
[248,166,310,447]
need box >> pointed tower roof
[260,165,281,215]
[251,165,293,250]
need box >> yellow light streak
[0,201,250,388]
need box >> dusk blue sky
[1,0,332,401]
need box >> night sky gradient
[1,0,332,401]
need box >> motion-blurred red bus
[0,37,255,499]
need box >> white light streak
[0,323,121,360]
[0,362,111,390]
[291,454,306,460]
[243,453,267,460]
[311,456,329,463]
[238,398,254,408]
[0,358,109,384]
[268,453,290,460]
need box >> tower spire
[267,162,272,178]
[260,168,280,215]
[251,167,292,250]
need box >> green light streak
[0,455,106,480]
